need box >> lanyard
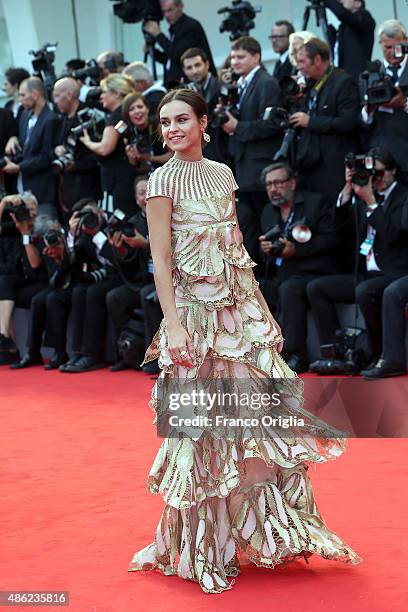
[308,66,334,113]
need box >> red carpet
[1,366,407,612]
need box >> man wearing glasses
[269,20,295,81]
[258,161,336,373]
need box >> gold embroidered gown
[128,157,362,593]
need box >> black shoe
[110,360,130,372]
[59,354,82,372]
[286,354,309,374]
[0,334,17,354]
[0,350,20,365]
[62,355,107,373]
[361,358,406,380]
[142,361,160,375]
[10,352,43,369]
[45,352,69,370]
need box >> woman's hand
[125,143,141,165]
[167,322,194,368]
[264,310,284,354]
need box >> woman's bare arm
[80,125,120,157]
[147,196,194,366]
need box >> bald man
[3,76,59,208]
[52,78,101,223]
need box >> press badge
[360,238,373,256]
[275,257,283,267]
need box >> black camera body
[360,61,397,106]
[43,229,63,247]
[0,152,24,170]
[71,108,106,140]
[51,134,77,175]
[263,224,285,257]
[344,152,376,186]
[77,207,100,232]
[114,120,151,153]
[211,83,240,127]
[110,0,162,23]
[218,1,261,40]
[4,200,31,223]
[107,209,136,238]
[309,327,368,375]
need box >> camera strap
[308,66,334,113]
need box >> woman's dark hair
[5,67,30,86]
[122,92,149,123]
[157,88,208,121]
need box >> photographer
[106,176,152,371]
[307,148,408,371]
[122,62,167,119]
[97,51,126,78]
[0,193,48,364]
[220,36,282,261]
[121,92,171,186]
[0,107,18,196]
[3,67,30,120]
[270,20,295,81]
[52,78,101,225]
[289,38,360,202]
[143,0,216,87]
[360,20,408,184]
[3,77,60,209]
[323,0,375,82]
[59,200,121,373]
[259,162,336,373]
[79,74,136,213]
[181,47,229,163]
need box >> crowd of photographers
[1,0,408,380]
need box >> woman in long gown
[128,89,362,593]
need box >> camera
[30,43,58,96]
[309,327,368,375]
[0,152,24,170]
[360,61,396,106]
[394,43,408,59]
[263,216,312,258]
[71,108,106,139]
[3,199,31,223]
[51,134,77,175]
[107,209,136,238]
[67,59,101,83]
[76,207,100,232]
[263,225,285,257]
[43,229,63,247]
[218,1,262,40]
[110,0,162,23]
[114,120,150,152]
[344,152,376,186]
[211,82,240,127]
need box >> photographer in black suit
[220,36,282,261]
[360,20,408,184]
[52,78,101,226]
[181,47,228,163]
[143,0,216,87]
[324,0,375,82]
[270,20,295,81]
[3,77,59,209]
[289,38,360,203]
[307,148,408,369]
[259,162,336,373]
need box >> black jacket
[336,182,408,279]
[260,189,337,280]
[273,55,295,82]
[234,68,282,191]
[154,14,216,87]
[0,222,48,281]
[18,105,59,205]
[324,0,375,82]
[296,68,360,199]
[360,61,408,174]
[0,108,18,194]
[111,211,150,285]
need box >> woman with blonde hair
[80,73,138,214]
[289,30,316,68]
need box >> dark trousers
[236,191,267,265]
[106,283,142,347]
[43,286,75,352]
[0,275,48,306]
[140,283,162,349]
[382,276,408,364]
[260,274,317,360]
[25,287,52,353]
[70,278,121,360]
[307,272,396,360]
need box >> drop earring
[162,140,166,149]
[203,132,211,143]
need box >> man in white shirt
[361,19,408,184]
[307,148,408,370]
